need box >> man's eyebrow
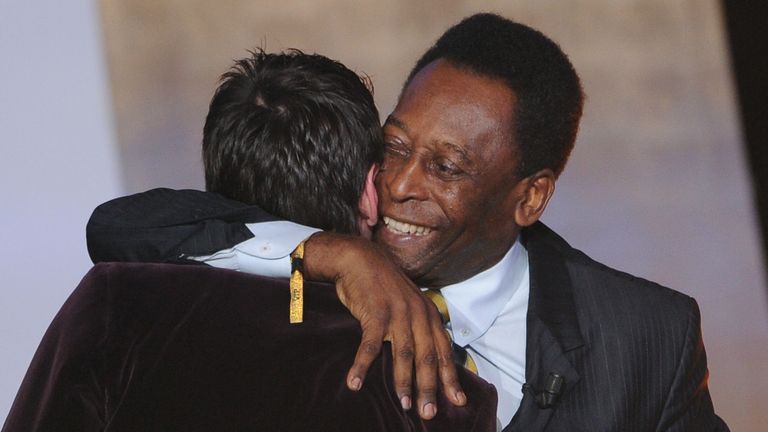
[384,115,409,133]
[440,141,471,160]
[438,141,476,169]
[386,115,474,164]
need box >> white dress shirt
[438,241,529,429]
[192,222,529,429]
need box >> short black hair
[406,13,583,178]
[203,49,383,233]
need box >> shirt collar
[436,239,528,346]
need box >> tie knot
[424,289,450,323]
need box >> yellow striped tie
[423,290,478,374]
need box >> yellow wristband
[289,240,306,324]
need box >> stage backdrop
[1,1,765,430]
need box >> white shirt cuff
[189,220,321,278]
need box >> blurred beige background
[2,0,765,430]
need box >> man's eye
[385,142,408,158]
[434,160,463,177]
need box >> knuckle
[373,308,390,323]
[361,340,381,355]
[421,350,438,367]
[436,329,452,343]
[418,385,438,398]
[397,347,415,361]
[390,298,409,314]
[413,298,430,314]
[442,374,460,388]
[395,378,412,390]
[362,311,390,329]
[437,351,453,367]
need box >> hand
[303,232,467,419]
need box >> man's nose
[385,156,429,202]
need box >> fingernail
[400,395,411,410]
[349,376,362,391]
[422,402,437,419]
[455,390,467,405]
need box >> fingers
[347,320,385,392]
[331,248,466,419]
[411,302,439,419]
[390,307,415,411]
[429,305,466,406]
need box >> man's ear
[513,169,556,227]
[358,164,379,230]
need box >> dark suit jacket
[3,263,497,432]
[510,222,727,431]
[79,188,729,431]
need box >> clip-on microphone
[525,372,565,409]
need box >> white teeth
[383,216,432,236]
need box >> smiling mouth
[383,216,433,236]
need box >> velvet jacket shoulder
[3,263,497,432]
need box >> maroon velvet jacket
[3,262,497,432]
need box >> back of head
[203,49,383,234]
[406,13,583,179]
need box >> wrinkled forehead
[390,60,517,156]
[399,59,514,117]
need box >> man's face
[374,59,528,287]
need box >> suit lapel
[504,223,585,432]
